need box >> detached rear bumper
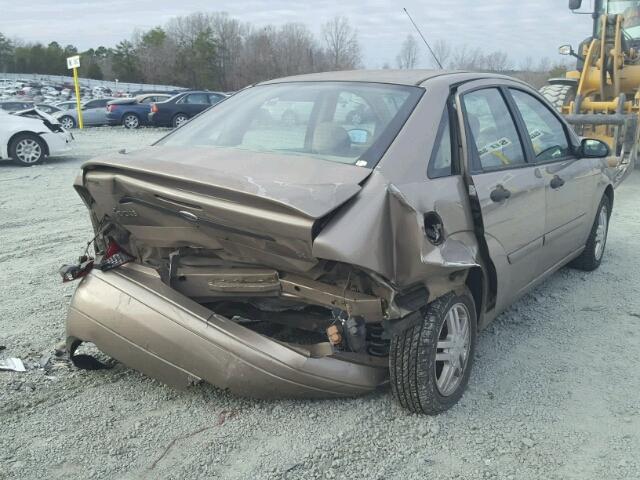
[66,266,388,398]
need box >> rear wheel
[539,84,576,113]
[390,289,477,415]
[122,113,140,129]
[10,133,46,166]
[59,115,76,130]
[172,113,189,128]
[570,195,611,271]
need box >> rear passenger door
[456,82,546,313]
[208,93,225,105]
[179,93,211,116]
[507,88,594,270]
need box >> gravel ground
[1,127,639,480]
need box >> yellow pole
[72,67,84,129]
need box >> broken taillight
[59,237,135,283]
[99,238,134,271]
[59,256,94,283]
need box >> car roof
[258,69,526,88]
[258,69,465,87]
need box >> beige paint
[67,71,616,398]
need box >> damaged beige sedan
[63,71,621,414]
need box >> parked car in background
[148,91,227,128]
[0,100,34,112]
[106,93,172,129]
[0,108,73,165]
[55,101,78,111]
[55,98,115,129]
[63,70,620,415]
[34,104,63,115]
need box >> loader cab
[571,0,640,40]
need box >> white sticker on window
[478,137,512,157]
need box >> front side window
[463,88,526,171]
[510,89,571,162]
[158,82,423,167]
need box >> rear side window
[428,108,453,178]
[86,99,109,108]
[510,89,571,161]
[183,93,209,104]
[463,88,526,171]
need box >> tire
[9,133,46,166]
[390,289,477,415]
[59,115,76,130]
[122,113,140,129]
[172,114,189,128]
[569,195,611,271]
[539,84,576,113]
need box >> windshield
[157,82,423,167]
[600,0,640,38]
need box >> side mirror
[569,0,582,10]
[558,45,574,56]
[580,138,610,158]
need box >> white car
[0,108,74,166]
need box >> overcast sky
[0,0,595,68]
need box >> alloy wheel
[594,204,609,261]
[15,138,42,164]
[435,303,472,397]
[124,114,139,129]
[60,117,74,129]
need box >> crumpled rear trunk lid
[80,146,371,270]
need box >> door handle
[490,185,511,203]
[550,175,565,189]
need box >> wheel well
[8,131,49,156]
[465,267,484,322]
[604,185,614,210]
[123,111,139,118]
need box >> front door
[82,99,109,125]
[507,88,594,270]
[457,83,546,313]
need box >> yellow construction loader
[540,0,640,183]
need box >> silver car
[64,70,623,415]
[55,98,115,128]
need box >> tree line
[0,13,569,91]
[394,35,570,88]
[0,13,362,91]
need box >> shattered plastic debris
[0,357,26,372]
